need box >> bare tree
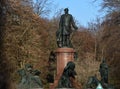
[102,0,120,11]
[88,18,102,61]
[93,0,120,11]
[33,0,52,17]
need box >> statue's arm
[71,15,78,30]
[59,15,63,29]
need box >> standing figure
[56,8,78,48]
[99,59,109,84]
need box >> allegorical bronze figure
[85,74,100,89]
[99,59,108,84]
[57,61,77,88]
[56,8,78,48]
[17,64,43,89]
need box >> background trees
[33,0,52,17]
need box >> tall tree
[33,0,52,17]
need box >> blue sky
[50,0,105,27]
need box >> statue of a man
[56,8,78,48]
[99,59,109,84]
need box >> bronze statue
[47,51,56,83]
[48,51,56,63]
[99,59,108,84]
[56,8,78,48]
[30,69,43,88]
[17,64,33,89]
[85,74,100,89]
[57,61,77,88]
[17,64,43,89]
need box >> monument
[49,8,78,89]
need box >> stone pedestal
[50,47,75,89]
[56,48,75,75]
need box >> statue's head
[64,8,69,14]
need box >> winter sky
[49,0,105,27]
